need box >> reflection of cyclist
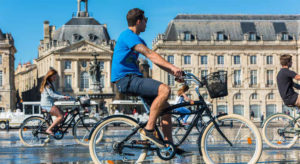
[174,85,193,125]
[40,69,70,136]
[277,55,300,111]
[111,8,185,153]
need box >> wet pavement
[1,129,300,164]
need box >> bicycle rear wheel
[73,116,99,146]
[89,115,147,164]
[19,116,50,147]
[262,113,298,148]
[200,114,262,164]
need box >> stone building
[16,0,115,108]
[152,15,300,120]
[0,29,16,112]
[15,61,38,102]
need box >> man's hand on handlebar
[172,67,185,83]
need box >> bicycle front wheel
[89,115,147,164]
[19,116,50,147]
[200,114,262,164]
[262,113,298,148]
[73,116,99,146]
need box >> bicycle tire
[19,116,50,147]
[89,115,147,164]
[200,114,262,164]
[73,116,99,146]
[262,113,298,148]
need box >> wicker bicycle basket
[202,71,228,98]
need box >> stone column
[57,60,63,89]
[245,92,251,119]
[74,60,79,92]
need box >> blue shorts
[116,74,162,105]
[41,106,52,112]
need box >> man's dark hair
[127,8,144,26]
[280,54,292,66]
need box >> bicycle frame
[43,107,89,139]
[89,72,233,150]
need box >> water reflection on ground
[1,130,300,163]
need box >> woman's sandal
[45,130,54,136]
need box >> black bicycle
[19,96,100,147]
[89,71,262,164]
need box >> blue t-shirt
[111,29,146,82]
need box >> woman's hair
[40,68,58,93]
[177,85,189,96]
[280,54,292,66]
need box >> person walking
[260,113,264,127]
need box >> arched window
[73,33,82,41]
[89,33,97,41]
[217,105,227,114]
[234,93,242,100]
[266,104,276,117]
[233,105,244,116]
[80,72,89,89]
[251,93,258,100]
[267,93,274,100]
[250,105,260,119]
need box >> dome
[52,17,110,44]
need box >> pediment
[54,40,112,54]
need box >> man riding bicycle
[277,54,300,112]
[111,8,185,154]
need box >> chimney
[43,20,50,45]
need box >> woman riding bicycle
[174,85,194,125]
[40,68,70,136]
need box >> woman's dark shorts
[115,74,162,105]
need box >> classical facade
[15,61,38,102]
[0,29,16,112]
[152,15,300,120]
[16,0,114,108]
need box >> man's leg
[160,102,172,142]
[145,84,170,131]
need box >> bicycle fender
[88,115,139,140]
[197,113,227,156]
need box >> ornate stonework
[0,29,16,112]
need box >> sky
[0,0,300,68]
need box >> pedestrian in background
[260,113,264,127]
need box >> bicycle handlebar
[175,71,205,87]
